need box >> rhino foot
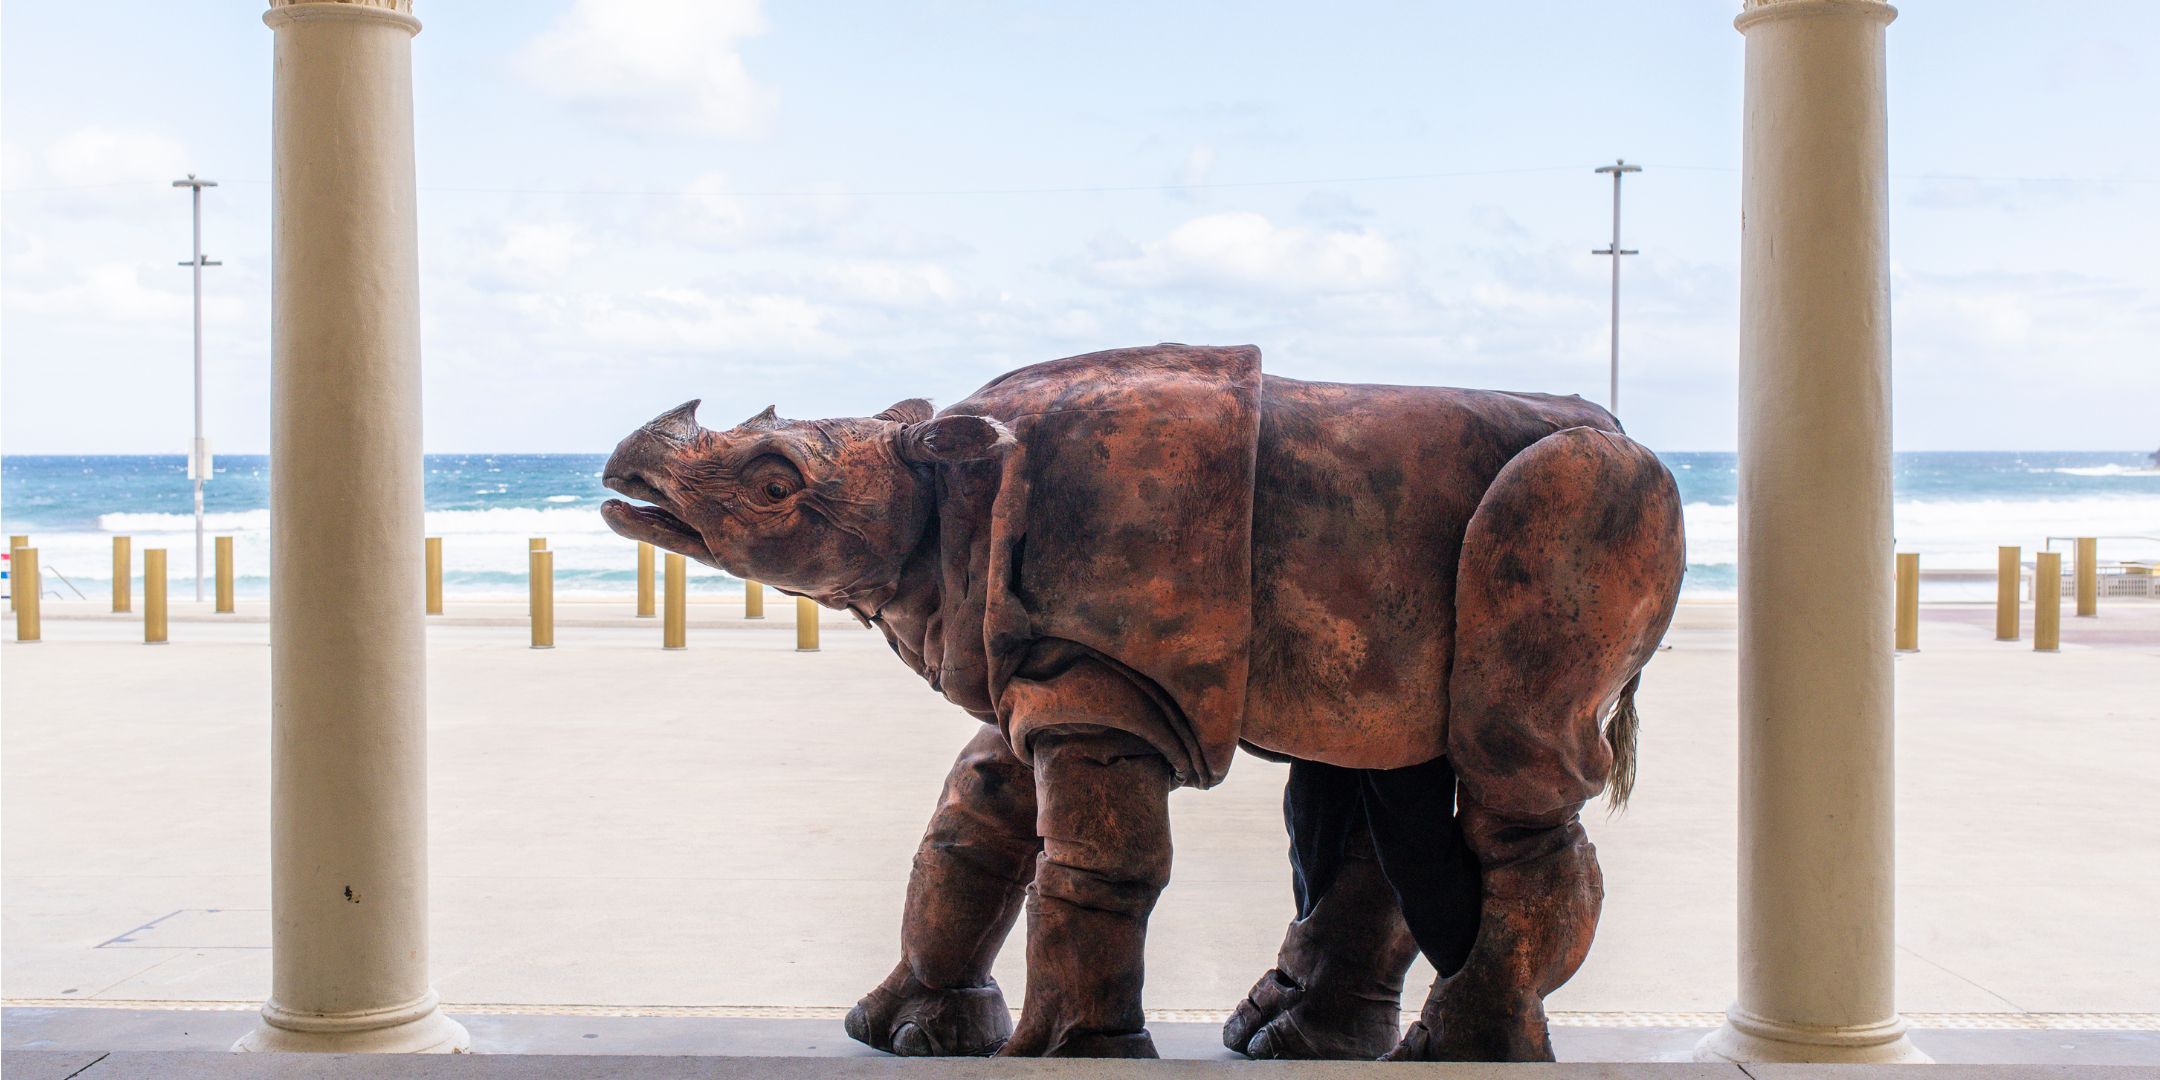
[997,1026,1158,1058]
[844,962,1012,1057]
[1381,987,1550,1063]
[1223,966,1404,1060]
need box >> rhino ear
[895,415,1015,465]
[873,398,935,425]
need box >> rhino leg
[1385,425,1683,1062]
[1224,800,1421,1060]
[1385,797,1601,1062]
[846,725,1039,1056]
[997,726,1175,1058]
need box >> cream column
[238,0,467,1054]
[1697,0,1924,1065]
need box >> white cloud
[468,219,594,290]
[519,287,834,357]
[517,0,773,138]
[6,261,216,325]
[809,260,957,310]
[1,139,32,187]
[661,172,853,247]
[1180,144,1215,188]
[45,127,189,186]
[1084,211,1406,295]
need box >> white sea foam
[2037,464,2160,478]
[97,509,272,532]
[30,506,735,597]
[1677,495,2160,570]
[17,494,2150,598]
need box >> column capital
[265,0,420,35]
[1736,0,1897,32]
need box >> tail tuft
[1604,672,1643,813]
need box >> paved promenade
[3,598,2156,1062]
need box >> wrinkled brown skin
[599,345,1686,1061]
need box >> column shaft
[240,0,466,1054]
[1699,0,1925,1065]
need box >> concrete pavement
[3,599,2156,1054]
[9,1048,2157,1079]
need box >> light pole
[1592,159,1640,416]
[174,174,221,602]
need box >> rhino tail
[1604,671,1643,814]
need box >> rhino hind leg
[1386,797,1601,1062]
[1226,761,1425,1060]
[1382,426,1684,1062]
[847,725,1039,1056]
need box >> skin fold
[599,345,1686,1061]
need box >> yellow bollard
[664,553,686,650]
[215,536,236,613]
[796,595,820,652]
[2034,551,2061,652]
[1894,552,1918,653]
[530,536,547,552]
[145,549,168,644]
[744,579,765,619]
[13,547,40,643]
[2076,536,2097,618]
[113,535,133,613]
[1995,545,2020,641]
[425,537,443,615]
[7,534,24,611]
[637,543,656,618]
[530,549,554,649]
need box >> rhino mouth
[599,478,708,559]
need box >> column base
[1694,1004,1929,1064]
[234,992,470,1054]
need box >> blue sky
[4,1,2155,454]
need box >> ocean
[4,452,2157,601]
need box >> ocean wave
[1675,495,2160,569]
[35,494,2155,590]
[98,506,620,535]
[97,509,273,532]
[2033,464,2160,478]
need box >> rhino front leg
[847,724,1040,1056]
[997,726,1175,1058]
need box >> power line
[7,166,2154,199]
[398,165,1594,199]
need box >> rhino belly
[1239,375,1616,769]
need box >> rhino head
[599,398,1014,603]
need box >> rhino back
[1243,375,1618,768]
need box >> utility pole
[1592,159,1640,416]
[174,174,221,602]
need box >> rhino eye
[742,453,803,503]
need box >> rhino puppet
[600,344,1685,1061]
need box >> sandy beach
[4,596,2156,1024]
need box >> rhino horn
[642,400,703,443]
[738,405,780,431]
